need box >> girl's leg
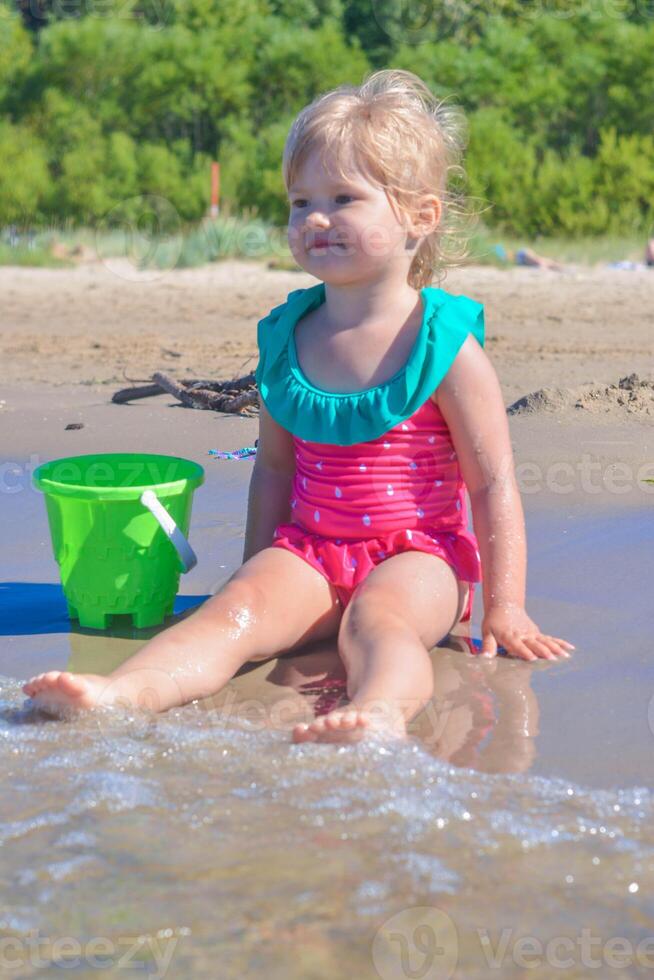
[292,552,467,743]
[23,548,342,716]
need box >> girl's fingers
[486,632,574,663]
[504,635,564,661]
[541,636,572,658]
[507,638,537,662]
[515,636,555,660]
[533,634,572,658]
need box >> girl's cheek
[290,217,307,236]
[287,225,304,251]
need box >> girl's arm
[242,402,296,563]
[436,336,575,661]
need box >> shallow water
[2,459,653,977]
[1,687,653,978]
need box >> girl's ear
[407,194,441,238]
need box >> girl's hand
[480,605,575,661]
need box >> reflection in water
[420,635,540,775]
[265,630,539,777]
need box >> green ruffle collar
[255,281,484,446]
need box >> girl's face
[287,144,416,285]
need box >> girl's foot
[22,671,109,716]
[291,704,406,744]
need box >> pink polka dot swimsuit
[272,397,481,618]
[255,283,486,621]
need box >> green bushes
[465,115,654,237]
[0,121,50,224]
[1,1,653,239]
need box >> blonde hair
[283,69,474,289]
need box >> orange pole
[210,161,220,217]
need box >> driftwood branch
[112,383,164,404]
[112,372,260,415]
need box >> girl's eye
[290,195,353,208]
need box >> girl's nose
[304,212,330,230]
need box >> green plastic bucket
[33,453,205,630]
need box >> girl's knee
[194,575,266,626]
[338,590,415,649]
[345,575,412,622]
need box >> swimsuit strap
[255,281,484,446]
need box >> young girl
[23,69,574,743]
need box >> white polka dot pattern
[290,398,469,538]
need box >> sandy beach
[2,257,653,507]
[2,258,653,406]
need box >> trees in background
[1,0,653,236]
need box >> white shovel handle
[140,490,198,573]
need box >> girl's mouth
[308,241,346,250]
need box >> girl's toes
[292,707,403,744]
[291,723,317,744]
[340,711,360,728]
[26,673,55,694]
[325,711,355,730]
[23,670,101,714]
